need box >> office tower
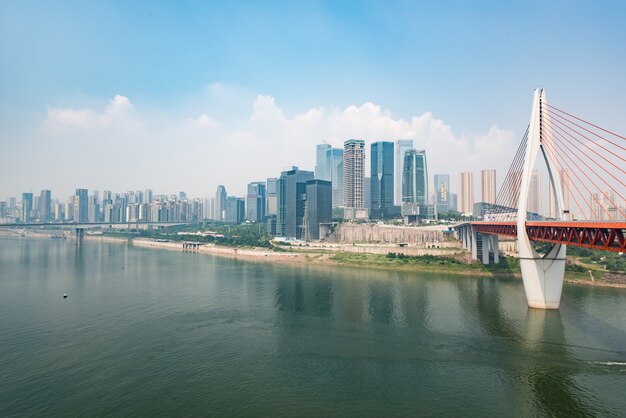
[402,150,428,204]
[433,174,450,213]
[0,201,6,218]
[481,169,497,204]
[144,189,153,204]
[225,197,245,224]
[65,198,74,222]
[304,180,332,240]
[39,190,51,222]
[315,143,331,181]
[21,192,33,222]
[549,169,571,219]
[54,203,64,221]
[88,195,99,223]
[277,166,314,239]
[343,139,366,219]
[215,185,227,221]
[395,139,413,205]
[74,189,88,222]
[458,172,474,214]
[370,141,394,219]
[449,193,458,212]
[327,147,344,207]
[9,197,16,209]
[266,178,278,216]
[364,177,371,214]
[527,170,541,215]
[246,181,266,222]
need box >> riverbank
[131,238,626,289]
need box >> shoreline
[2,231,624,289]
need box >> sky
[1,0,625,200]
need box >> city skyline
[2,2,625,198]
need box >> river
[1,238,625,416]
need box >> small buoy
[63,293,68,299]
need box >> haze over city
[2,1,625,198]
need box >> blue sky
[1,0,625,198]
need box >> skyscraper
[327,147,344,208]
[75,188,89,223]
[528,170,541,215]
[370,141,394,218]
[304,179,332,240]
[266,178,278,216]
[549,169,571,219]
[225,196,245,224]
[39,189,51,223]
[215,185,227,221]
[433,174,450,213]
[315,143,331,181]
[481,169,496,204]
[458,172,474,214]
[395,139,413,205]
[343,139,366,219]
[21,192,33,222]
[402,150,428,204]
[246,181,266,222]
[277,167,314,239]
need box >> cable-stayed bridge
[455,89,625,310]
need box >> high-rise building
[327,148,344,208]
[215,185,227,221]
[364,177,371,214]
[458,172,474,214]
[343,139,366,219]
[144,189,153,204]
[88,195,99,223]
[590,191,624,221]
[370,141,394,219]
[549,169,572,219]
[395,140,413,205]
[39,190,51,223]
[277,166,314,239]
[402,150,428,204]
[433,174,450,213]
[266,178,278,216]
[75,189,89,223]
[225,197,245,224]
[449,193,458,212]
[246,181,266,222]
[304,180,332,240]
[315,143,331,181]
[528,170,541,215]
[481,170,496,204]
[21,192,33,222]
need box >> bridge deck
[470,221,626,253]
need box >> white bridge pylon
[517,88,567,309]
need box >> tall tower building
[549,169,571,219]
[39,190,51,223]
[266,178,278,216]
[433,174,450,213]
[458,172,474,214]
[327,147,344,208]
[315,143,331,181]
[527,170,541,215]
[481,169,497,204]
[304,179,332,241]
[343,139,366,219]
[246,181,266,222]
[277,167,314,239]
[21,192,33,222]
[395,139,414,205]
[370,141,394,218]
[402,150,428,204]
[75,189,89,223]
[215,185,227,221]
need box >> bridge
[454,89,625,310]
[0,221,193,245]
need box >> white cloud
[30,91,518,197]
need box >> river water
[1,238,625,416]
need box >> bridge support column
[481,234,489,264]
[491,235,499,264]
[520,244,566,309]
[471,228,478,260]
